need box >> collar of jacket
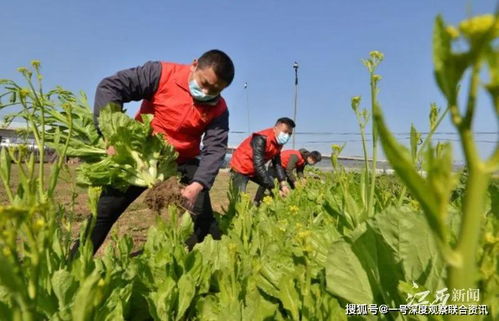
[174,64,221,106]
[261,127,278,144]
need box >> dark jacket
[251,134,286,189]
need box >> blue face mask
[276,132,290,145]
[189,79,218,102]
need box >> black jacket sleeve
[251,135,274,189]
[271,153,287,182]
[93,61,161,133]
[192,110,229,189]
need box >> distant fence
[0,145,59,163]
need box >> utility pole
[292,61,299,149]
[244,82,250,133]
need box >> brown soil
[144,177,186,213]
[0,167,257,254]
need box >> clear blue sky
[1,0,497,162]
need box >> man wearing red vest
[87,49,234,253]
[281,149,322,188]
[254,149,322,200]
[230,118,295,203]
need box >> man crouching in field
[229,118,294,204]
[254,149,322,201]
[75,49,234,254]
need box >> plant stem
[0,179,14,203]
[357,117,370,209]
[368,73,378,216]
[23,75,47,200]
[418,107,450,158]
[398,105,451,206]
[447,131,488,291]
[446,163,489,321]
[48,110,73,197]
[446,60,492,321]
[485,148,498,172]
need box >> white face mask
[189,79,218,101]
[276,132,290,145]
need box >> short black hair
[275,117,296,128]
[299,148,309,156]
[197,49,235,86]
[309,151,322,162]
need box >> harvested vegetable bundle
[83,105,178,190]
[47,103,178,192]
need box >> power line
[301,139,497,144]
[292,61,299,149]
[229,130,498,136]
[293,131,498,135]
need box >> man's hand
[106,145,117,156]
[181,182,204,210]
[104,139,116,156]
[279,181,291,197]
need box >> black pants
[254,166,278,203]
[230,169,274,204]
[86,159,220,254]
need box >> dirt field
[0,164,259,254]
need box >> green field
[0,165,261,254]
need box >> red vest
[135,62,227,163]
[230,128,282,176]
[281,149,306,169]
